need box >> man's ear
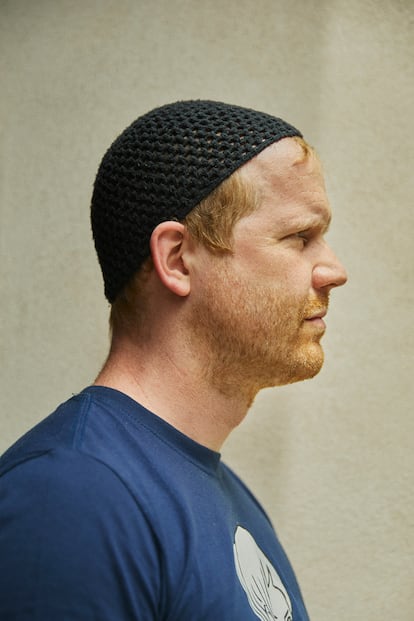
[149,221,192,297]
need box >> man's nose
[312,244,348,291]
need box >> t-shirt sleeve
[0,448,161,620]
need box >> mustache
[302,294,330,318]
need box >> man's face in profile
[187,138,347,395]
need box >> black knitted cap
[91,100,302,302]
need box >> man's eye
[293,232,309,246]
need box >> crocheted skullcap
[91,100,302,302]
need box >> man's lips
[303,308,327,329]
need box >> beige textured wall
[1,1,413,619]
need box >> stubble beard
[188,272,328,403]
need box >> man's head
[91,101,347,396]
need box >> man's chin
[292,346,325,383]
[270,344,325,387]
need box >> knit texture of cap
[91,100,302,302]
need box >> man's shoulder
[0,387,145,488]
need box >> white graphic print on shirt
[233,526,293,621]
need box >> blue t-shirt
[0,386,310,620]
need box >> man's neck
[94,334,254,452]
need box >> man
[0,100,347,620]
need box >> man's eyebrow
[279,212,332,233]
[302,215,331,231]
